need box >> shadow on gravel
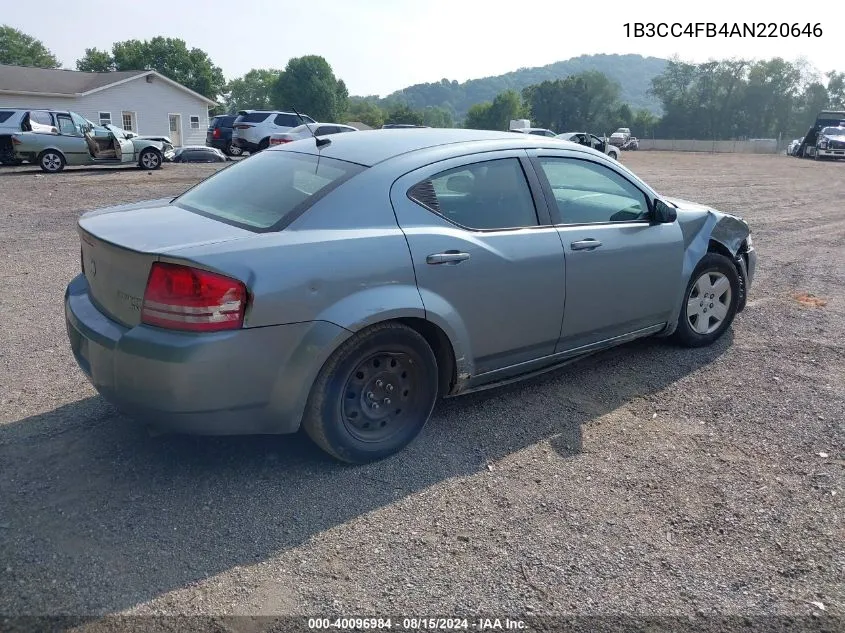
[0,332,733,616]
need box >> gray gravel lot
[0,154,842,626]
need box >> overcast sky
[4,0,839,95]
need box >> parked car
[622,137,639,151]
[132,135,176,161]
[206,114,242,156]
[231,110,316,154]
[809,126,845,160]
[1,108,63,165]
[12,113,168,173]
[65,129,756,464]
[171,146,229,163]
[555,132,620,160]
[269,123,358,146]
[787,138,803,156]
[510,127,557,137]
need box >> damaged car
[10,111,169,173]
[64,129,756,464]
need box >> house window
[190,115,200,129]
[121,112,136,132]
[98,112,112,126]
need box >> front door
[169,114,182,146]
[529,152,684,351]
[390,151,566,376]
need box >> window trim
[527,152,656,227]
[121,111,136,133]
[98,111,112,126]
[405,154,553,232]
[55,114,77,136]
[189,115,201,129]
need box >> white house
[0,64,218,146]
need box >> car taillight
[234,124,253,130]
[212,128,221,139]
[269,138,292,145]
[141,262,247,332]
[11,135,21,145]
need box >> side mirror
[652,199,677,223]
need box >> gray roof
[274,127,592,167]
[0,64,217,105]
[0,64,147,95]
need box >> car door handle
[426,251,471,265]
[570,239,602,251]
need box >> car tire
[38,150,65,173]
[257,138,270,152]
[138,149,162,170]
[302,322,440,464]
[609,150,619,160]
[227,143,243,156]
[672,253,741,348]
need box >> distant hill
[367,54,668,120]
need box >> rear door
[528,150,684,351]
[390,150,566,375]
[53,113,89,162]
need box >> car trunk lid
[78,199,254,327]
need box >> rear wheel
[38,150,65,173]
[302,322,439,464]
[138,148,162,170]
[672,253,740,348]
[227,142,243,156]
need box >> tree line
[2,24,842,138]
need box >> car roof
[272,128,606,167]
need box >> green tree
[224,68,280,112]
[75,47,114,72]
[421,105,454,128]
[464,102,493,129]
[272,55,348,122]
[827,71,845,108]
[523,71,621,133]
[631,109,659,137]
[75,37,225,99]
[0,25,60,68]
[345,99,386,128]
[384,103,424,126]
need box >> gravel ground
[0,155,842,627]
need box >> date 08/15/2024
[624,22,822,38]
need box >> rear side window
[0,111,15,123]
[212,115,236,128]
[274,113,300,127]
[30,111,53,126]
[175,151,364,231]
[237,112,271,123]
[408,158,539,230]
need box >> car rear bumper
[64,274,347,435]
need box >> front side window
[56,115,76,135]
[408,157,539,230]
[175,150,364,231]
[538,157,649,224]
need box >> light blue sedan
[65,129,757,463]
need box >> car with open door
[11,112,167,173]
[556,132,620,160]
[65,129,756,464]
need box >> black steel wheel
[302,322,439,464]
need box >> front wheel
[138,149,162,170]
[302,322,439,464]
[38,150,65,173]
[672,253,740,348]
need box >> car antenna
[291,107,331,148]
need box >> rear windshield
[174,150,365,231]
[0,111,15,123]
[211,115,236,128]
[237,112,271,123]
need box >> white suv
[231,110,316,153]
